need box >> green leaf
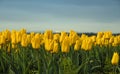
[117,66,120,72]
[91,65,101,71]
[8,66,15,74]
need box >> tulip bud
[111,52,119,65]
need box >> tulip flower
[74,40,81,51]
[61,36,70,53]
[111,52,119,65]
[0,35,6,44]
[52,41,59,53]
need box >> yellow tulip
[96,38,102,45]
[44,30,53,40]
[81,34,88,40]
[20,28,26,35]
[27,35,31,44]
[81,38,93,51]
[52,41,59,53]
[47,40,54,51]
[113,37,118,45]
[44,39,53,51]
[31,34,41,49]
[109,36,114,44]
[103,31,112,39]
[90,36,96,42]
[11,30,17,44]
[30,32,35,38]
[21,34,28,47]
[61,36,70,53]
[111,52,119,65]
[104,40,109,46]
[53,34,60,41]
[16,31,22,43]
[59,31,67,43]
[3,29,11,42]
[87,43,93,51]
[44,39,49,51]
[97,32,103,38]
[0,35,6,44]
[74,40,81,51]
[31,38,36,48]
[69,30,79,45]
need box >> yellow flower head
[31,35,41,49]
[97,32,103,38]
[111,52,119,65]
[0,35,6,44]
[44,30,53,40]
[53,34,60,41]
[52,41,59,53]
[74,40,81,51]
[11,30,17,44]
[61,36,70,53]
[59,31,68,43]
[21,34,28,47]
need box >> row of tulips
[0,29,120,74]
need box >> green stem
[37,50,41,74]
[113,65,117,74]
[23,48,26,74]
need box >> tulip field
[0,29,120,74]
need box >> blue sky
[0,0,120,33]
